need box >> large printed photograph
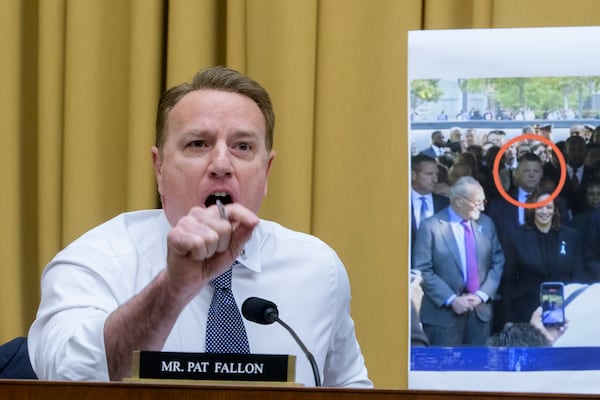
[408,26,600,394]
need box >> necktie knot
[211,268,232,289]
[210,261,240,289]
[419,196,429,210]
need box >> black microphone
[242,297,322,387]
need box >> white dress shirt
[432,145,445,156]
[517,187,530,225]
[28,210,372,387]
[411,190,433,229]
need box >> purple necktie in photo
[461,220,479,293]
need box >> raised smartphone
[540,282,565,327]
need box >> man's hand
[465,293,482,308]
[104,202,259,381]
[165,203,259,303]
[410,273,424,313]
[450,295,475,314]
[530,306,567,345]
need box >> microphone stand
[274,316,322,387]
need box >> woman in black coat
[500,189,586,324]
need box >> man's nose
[208,144,233,177]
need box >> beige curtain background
[1,0,599,388]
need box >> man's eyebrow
[231,130,260,140]
[182,130,209,137]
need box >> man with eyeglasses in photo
[413,176,504,345]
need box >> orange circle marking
[492,134,566,209]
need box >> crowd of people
[434,107,598,122]
[410,123,600,347]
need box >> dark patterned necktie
[205,263,250,353]
[572,168,580,191]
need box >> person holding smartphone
[530,283,599,346]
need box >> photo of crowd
[407,25,600,394]
[409,120,600,348]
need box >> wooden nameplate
[129,351,297,385]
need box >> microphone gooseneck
[241,297,322,387]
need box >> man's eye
[237,142,251,151]
[189,140,207,147]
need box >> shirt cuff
[475,290,489,303]
[445,294,457,306]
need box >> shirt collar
[518,186,532,200]
[411,189,431,202]
[158,210,172,256]
[447,206,463,224]
[235,222,262,273]
[505,160,518,169]
[432,145,444,155]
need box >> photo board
[408,26,600,394]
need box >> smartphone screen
[540,282,565,327]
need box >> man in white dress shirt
[419,130,447,158]
[28,66,372,387]
[410,154,449,253]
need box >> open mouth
[204,192,233,207]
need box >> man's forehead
[168,90,266,130]
[470,186,484,197]
[518,160,542,170]
[420,160,437,168]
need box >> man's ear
[151,146,164,195]
[263,150,276,197]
